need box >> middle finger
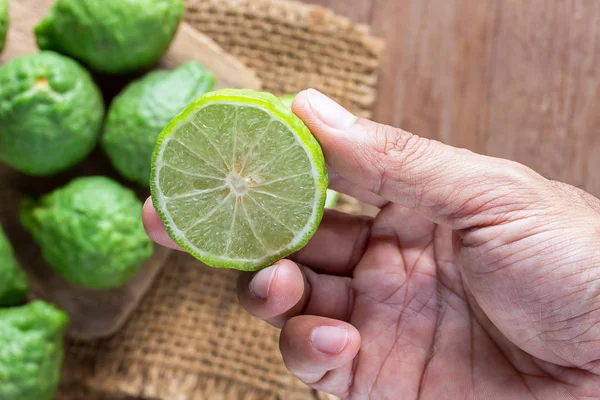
[237,259,354,328]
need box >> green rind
[0,300,68,400]
[150,89,329,271]
[34,0,184,74]
[0,0,8,54]
[103,61,216,186]
[0,51,105,176]
[20,176,154,289]
[278,93,340,210]
[0,226,29,307]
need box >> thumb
[292,89,544,228]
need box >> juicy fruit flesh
[278,93,340,210]
[279,94,340,208]
[153,98,326,270]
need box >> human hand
[143,89,600,399]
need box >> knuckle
[373,124,429,162]
[492,159,540,187]
[461,160,540,220]
[366,123,431,196]
[488,160,600,217]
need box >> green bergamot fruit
[0,300,68,400]
[21,176,154,289]
[0,51,104,176]
[0,0,8,54]
[0,225,29,307]
[35,0,185,74]
[103,61,216,186]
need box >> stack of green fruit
[0,0,342,397]
[0,0,202,291]
[0,226,68,400]
[0,0,214,398]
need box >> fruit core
[225,170,267,197]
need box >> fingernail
[311,326,349,355]
[307,89,357,131]
[249,265,278,299]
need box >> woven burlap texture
[61,258,315,400]
[59,198,365,400]
[185,0,384,118]
[58,1,383,399]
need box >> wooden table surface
[301,0,600,197]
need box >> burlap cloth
[58,1,383,399]
[185,0,384,118]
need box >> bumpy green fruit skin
[0,226,29,307]
[0,0,8,54]
[103,61,215,186]
[21,176,154,289]
[0,51,105,176]
[0,300,68,400]
[35,0,185,74]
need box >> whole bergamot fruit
[0,300,68,400]
[0,0,8,54]
[35,0,185,74]
[0,225,29,307]
[20,176,154,289]
[103,61,215,186]
[0,51,105,176]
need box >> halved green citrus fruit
[151,89,328,271]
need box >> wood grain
[301,0,600,197]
